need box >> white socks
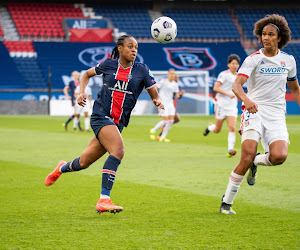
[254,153,273,166]
[223,171,244,204]
[73,117,79,129]
[153,120,166,131]
[161,120,174,138]
[85,117,90,131]
[100,194,110,199]
[208,124,216,132]
[228,132,236,152]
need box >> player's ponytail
[110,34,134,59]
[111,46,119,59]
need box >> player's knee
[174,116,180,123]
[228,127,235,133]
[111,146,124,160]
[214,128,221,133]
[270,152,287,165]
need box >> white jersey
[238,49,297,117]
[75,85,92,97]
[215,69,237,107]
[156,78,179,105]
[75,86,92,114]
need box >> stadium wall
[0,101,48,115]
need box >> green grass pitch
[0,115,299,249]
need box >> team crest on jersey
[78,46,144,67]
[163,47,217,70]
[127,74,132,80]
[280,61,286,68]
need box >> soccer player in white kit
[150,68,181,142]
[74,84,92,132]
[203,54,240,157]
[220,14,300,214]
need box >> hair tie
[267,23,280,33]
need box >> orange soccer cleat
[45,160,66,186]
[95,198,123,214]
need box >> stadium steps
[0,5,19,41]
[3,41,47,88]
[148,10,163,22]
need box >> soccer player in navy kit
[63,71,83,131]
[45,35,164,213]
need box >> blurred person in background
[203,54,240,157]
[156,74,185,141]
[150,69,182,142]
[63,70,83,131]
[73,83,92,132]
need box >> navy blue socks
[101,155,121,197]
[60,157,84,173]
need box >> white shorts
[215,104,238,120]
[75,102,90,115]
[159,103,176,117]
[240,109,289,148]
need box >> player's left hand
[153,99,164,110]
[77,93,87,107]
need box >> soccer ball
[151,16,177,44]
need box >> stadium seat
[8,2,85,40]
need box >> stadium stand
[0,2,299,90]
[3,41,46,88]
[0,41,26,89]
[8,2,85,39]
[163,8,240,40]
[235,9,300,39]
[284,43,300,81]
[87,4,153,38]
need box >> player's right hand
[153,99,164,110]
[244,99,258,113]
[77,93,87,107]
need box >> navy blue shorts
[90,105,124,138]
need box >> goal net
[132,70,210,116]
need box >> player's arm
[63,85,70,100]
[287,79,300,107]
[147,86,164,109]
[232,74,258,113]
[214,81,235,98]
[77,68,96,107]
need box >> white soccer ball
[151,16,177,44]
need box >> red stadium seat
[8,2,84,39]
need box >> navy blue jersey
[68,80,79,105]
[94,58,156,127]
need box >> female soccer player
[73,83,92,132]
[45,35,164,213]
[220,14,300,214]
[150,68,181,142]
[203,54,240,157]
[63,71,83,131]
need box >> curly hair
[111,34,134,59]
[253,14,291,50]
[227,54,240,64]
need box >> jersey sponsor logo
[78,46,144,67]
[163,47,216,70]
[259,67,286,74]
[108,81,133,94]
